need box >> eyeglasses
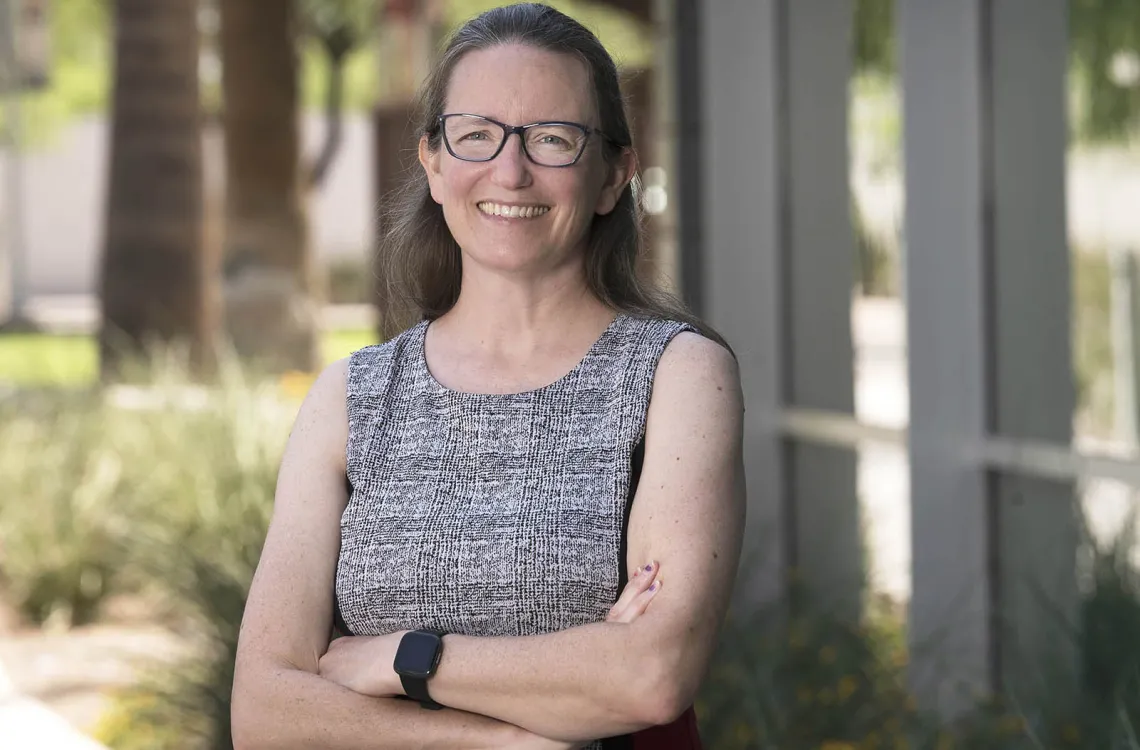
[437,113,621,168]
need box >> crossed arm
[230,333,745,748]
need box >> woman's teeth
[478,202,550,219]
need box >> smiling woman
[231,5,744,750]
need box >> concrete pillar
[696,0,860,617]
[900,0,1077,715]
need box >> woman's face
[419,43,634,277]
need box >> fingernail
[644,563,654,572]
[633,567,641,577]
[649,581,659,592]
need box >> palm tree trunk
[219,0,319,374]
[99,0,215,378]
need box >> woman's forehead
[444,44,596,123]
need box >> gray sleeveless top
[335,313,694,743]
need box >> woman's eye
[459,131,489,141]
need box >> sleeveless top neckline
[415,313,629,399]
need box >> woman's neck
[437,282,614,358]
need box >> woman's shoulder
[620,313,733,363]
[647,330,743,430]
[344,320,428,394]
[619,313,739,396]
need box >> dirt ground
[0,595,189,738]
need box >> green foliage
[298,0,381,110]
[0,357,296,747]
[1070,0,1140,142]
[854,0,894,76]
[697,591,920,749]
[0,327,378,387]
[694,513,1140,750]
[101,365,290,749]
[853,0,1140,143]
[300,0,377,40]
[299,36,380,111]
[8,0,110,148]
[0,333,98,385]
[0,391,129,627]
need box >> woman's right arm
[229,358,550,750]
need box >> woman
[231,4,744,749]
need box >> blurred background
[1,0,1140,747]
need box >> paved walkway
[0,663,107,749]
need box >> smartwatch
[393,629,446,710]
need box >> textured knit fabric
[336,312,697,748]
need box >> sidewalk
[0,663,107,750]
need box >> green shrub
[1,355,293,748]
[696,588,922,749]
[0,390,134,627]
[91,363,291,749]
[695,511,1140,749]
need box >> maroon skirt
[630,706,703,749]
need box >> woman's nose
[490,133,533,188]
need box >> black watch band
[400,672,444,710]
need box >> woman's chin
[463,245,567,276]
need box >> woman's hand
[318,631,406,697]
[606,560,663,623]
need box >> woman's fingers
[605,561,662,623]
[617,578,662,623]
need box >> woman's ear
[594,147,638,216]
[419,134,443,205]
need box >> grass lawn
[0,329,379,387]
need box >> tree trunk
[219,0,319,374]
[99,0,215,378]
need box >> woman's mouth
[477,201,551,219]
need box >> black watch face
[394,631,442,678]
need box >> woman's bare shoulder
[655,330,741,404]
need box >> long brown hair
[376,2,728,351]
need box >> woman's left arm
[320,333,746,742]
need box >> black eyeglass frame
[435,113,624,168]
